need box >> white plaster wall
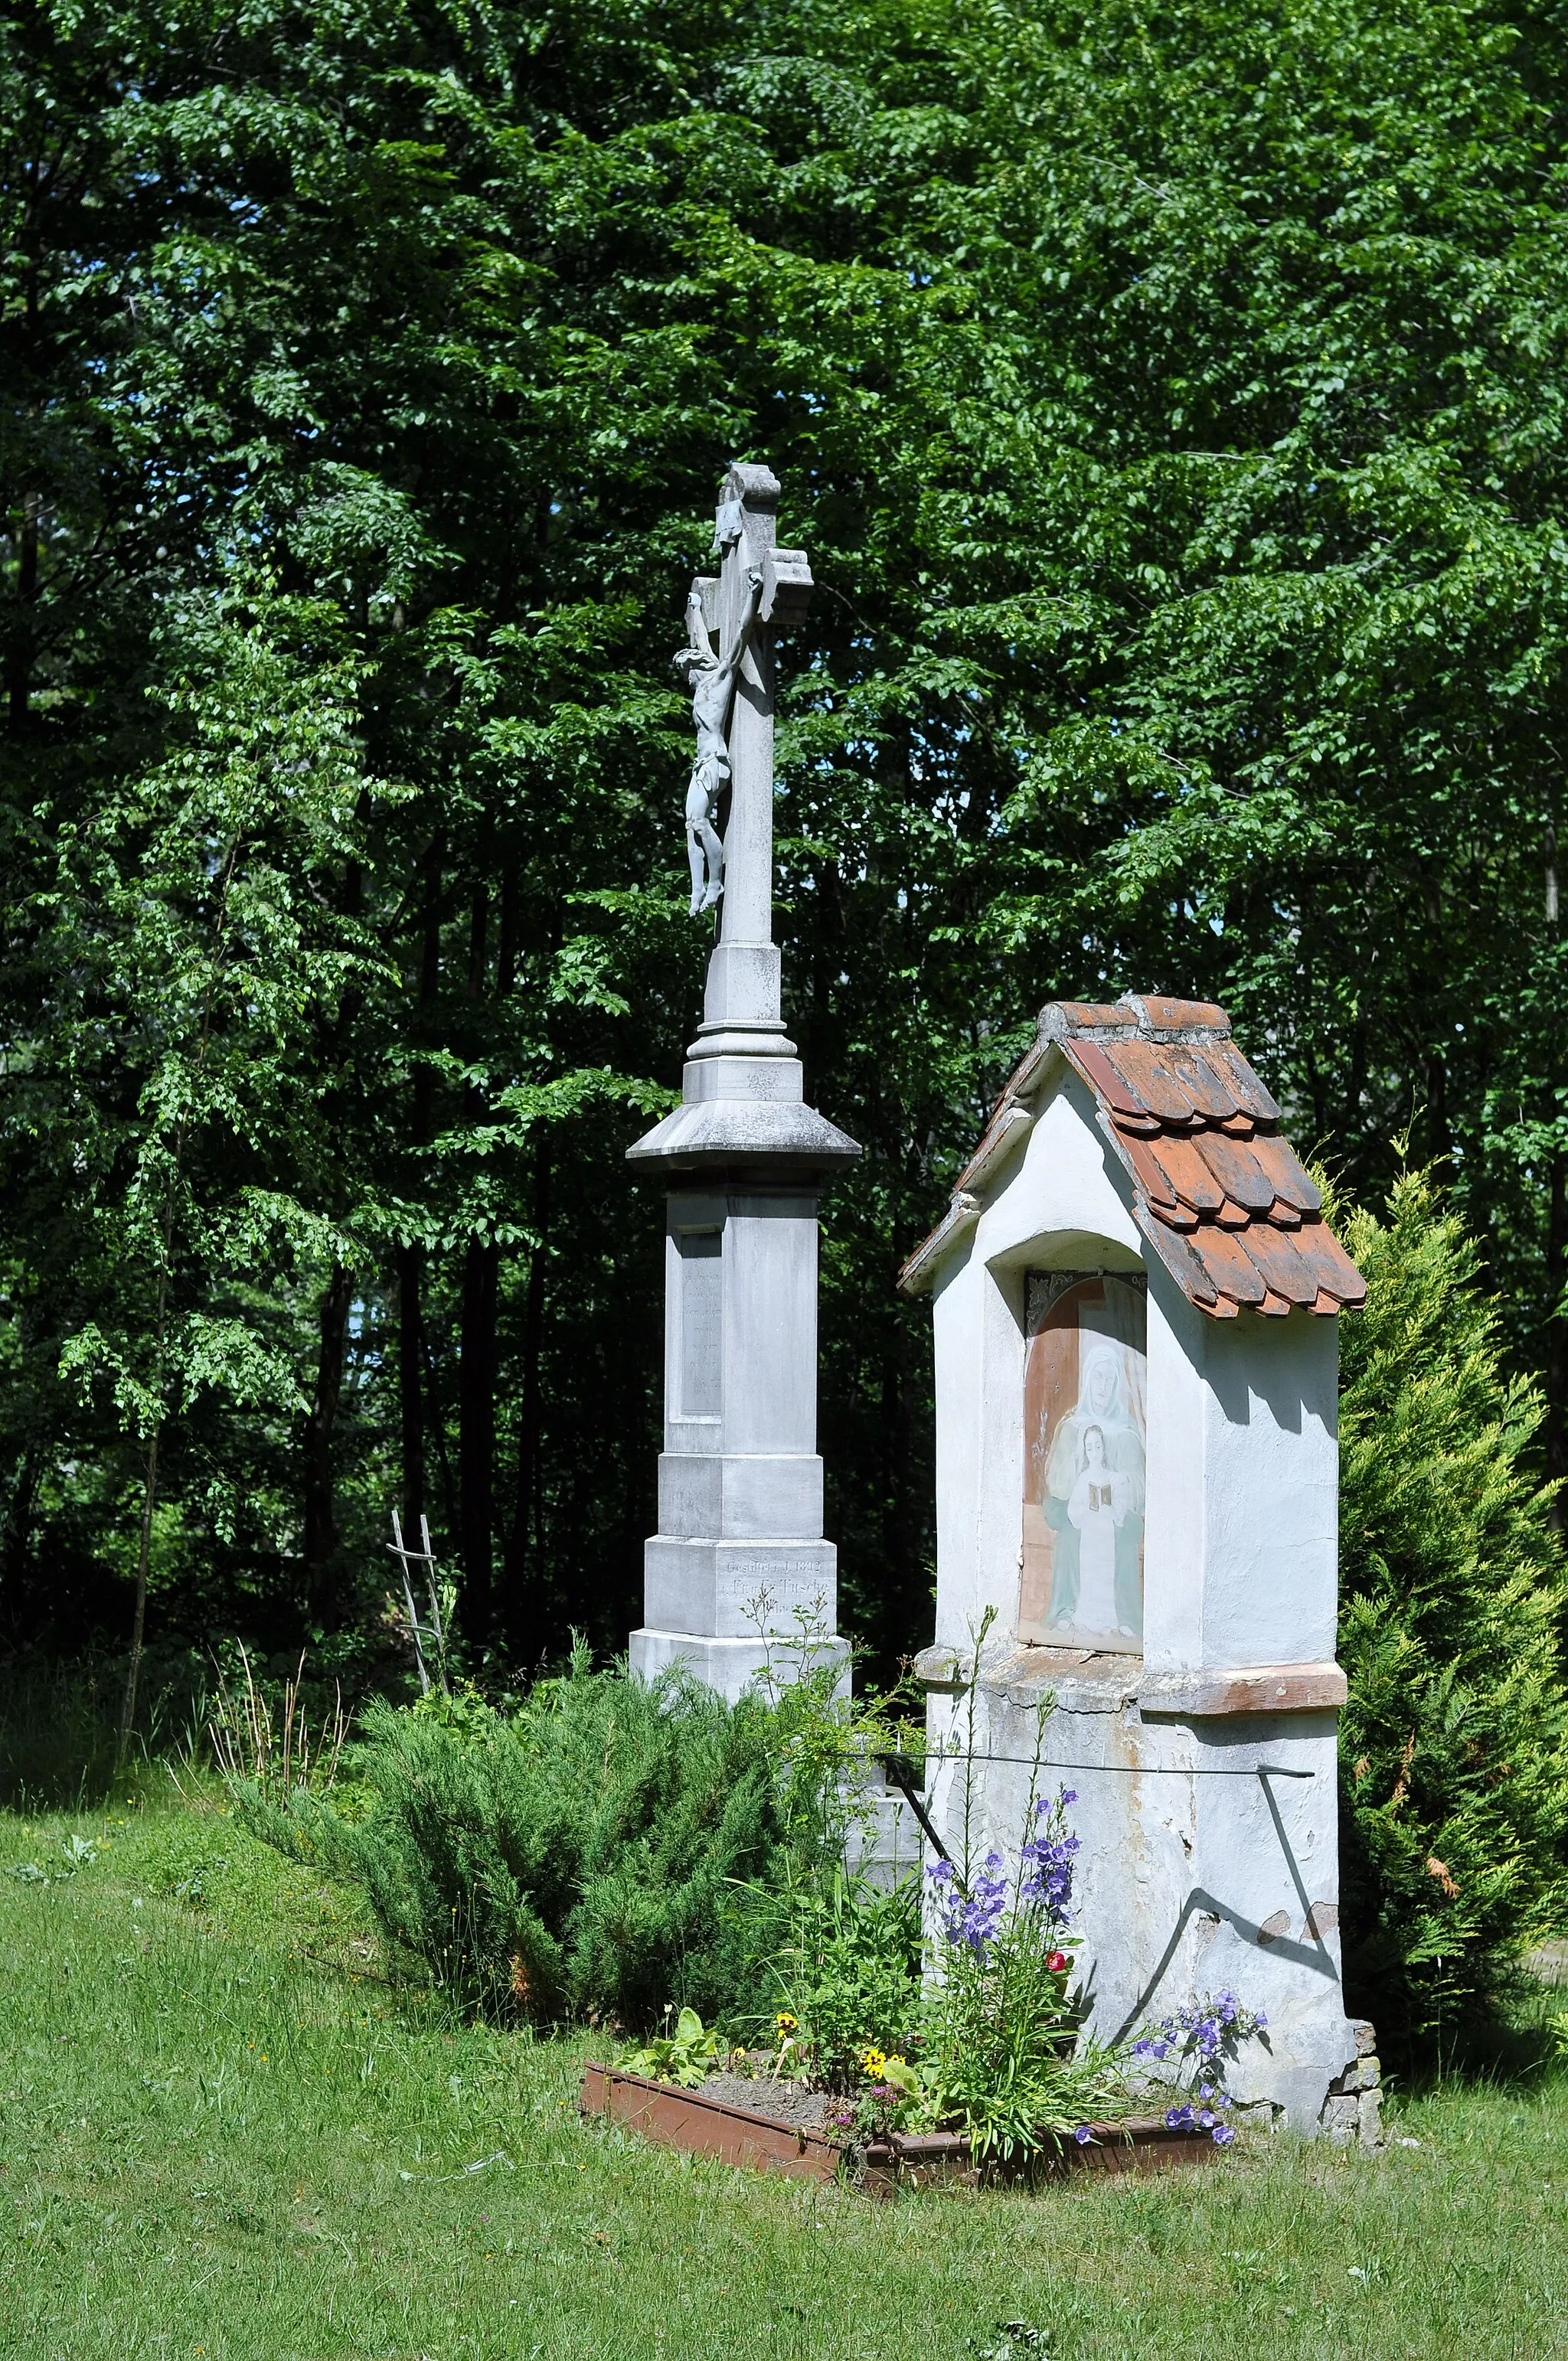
[1142,1269,1207,1675]
[1200,1312,1340,1669]
[925,1651,1356,2130]
[929,1241,986,1645]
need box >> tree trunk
[459,1236,499,1642]
[303,1259,353,1624]
[454,881,498,1641]
[1423,1047,1451,1173]
[398,844,443,1546]
[397,1243,426,1544]
[423,1328,462,1548]
[505,1138,552,1666]
[1545,802,1562,1527]
[116,1429,159,1773]
[1,1443,41,1598]
[7,489,38,733]
[1548,1152,1566,1535]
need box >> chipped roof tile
[1124,994,1233,1034]
[1089,1040,1206,1125]
[1066,1037,1146,1117]
[1184,1221,1269,1306]
[901,990,1366,1318]
[1134,1203,1223,1308]
[1207,1043,1282,1124]
[1247,1130,1322,1213]
[1194,1130,1279,1214]
[1115,1128,1181,1213]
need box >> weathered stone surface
[1138,1662,1349,1716]
[923,1635,1359,2131]
[1319,2026,1383,2148]
[629,1628,849,1695]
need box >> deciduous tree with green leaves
[4,0,1568,1788]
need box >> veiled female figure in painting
[1044,1344,1145,1638]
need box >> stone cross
[679,462,814,1058]
[626,464,858,1700]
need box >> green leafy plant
[8,1834,99,1887]
[765,1866,923,2091]
[619,2007,721,2088]
[237,1649,841,2028]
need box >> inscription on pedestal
[678,1229,722,1418]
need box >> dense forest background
[4,0,1567,1690]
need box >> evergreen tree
[1337,1167,1568,2046]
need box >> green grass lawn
[2,1791,1566,2360]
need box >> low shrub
[236,1645,839,2029]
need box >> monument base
[629,1626,850,1703]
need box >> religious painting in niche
[1019,1272,1146,1653]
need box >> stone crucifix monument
[902,994,1381,2137]
[626,464,859,1700]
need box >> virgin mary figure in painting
[1019,1272,1148,1650]
[1042,1342,1145,1639]
[1066,1422,1135,1635]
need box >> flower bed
[588,1656,1269,2192]
[580,2063,847,2186]
[580,2064,1223,2194]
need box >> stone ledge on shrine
[1137,1661,1348,1718]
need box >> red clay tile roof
[899,993,1365,1318]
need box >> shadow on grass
[1368,1961,1568,2102]
[0,1647,207,1811]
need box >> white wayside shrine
[626,465,859,1700]
[901,994,1382,2137]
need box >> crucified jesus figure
[672,561,763,916]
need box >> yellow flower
[885,2056,906,2072]
[861,2047,887,2076]
[776,2013,797,2032]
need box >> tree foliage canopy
[4,0,1567,1687]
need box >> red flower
[1047,1950,1068,1974]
